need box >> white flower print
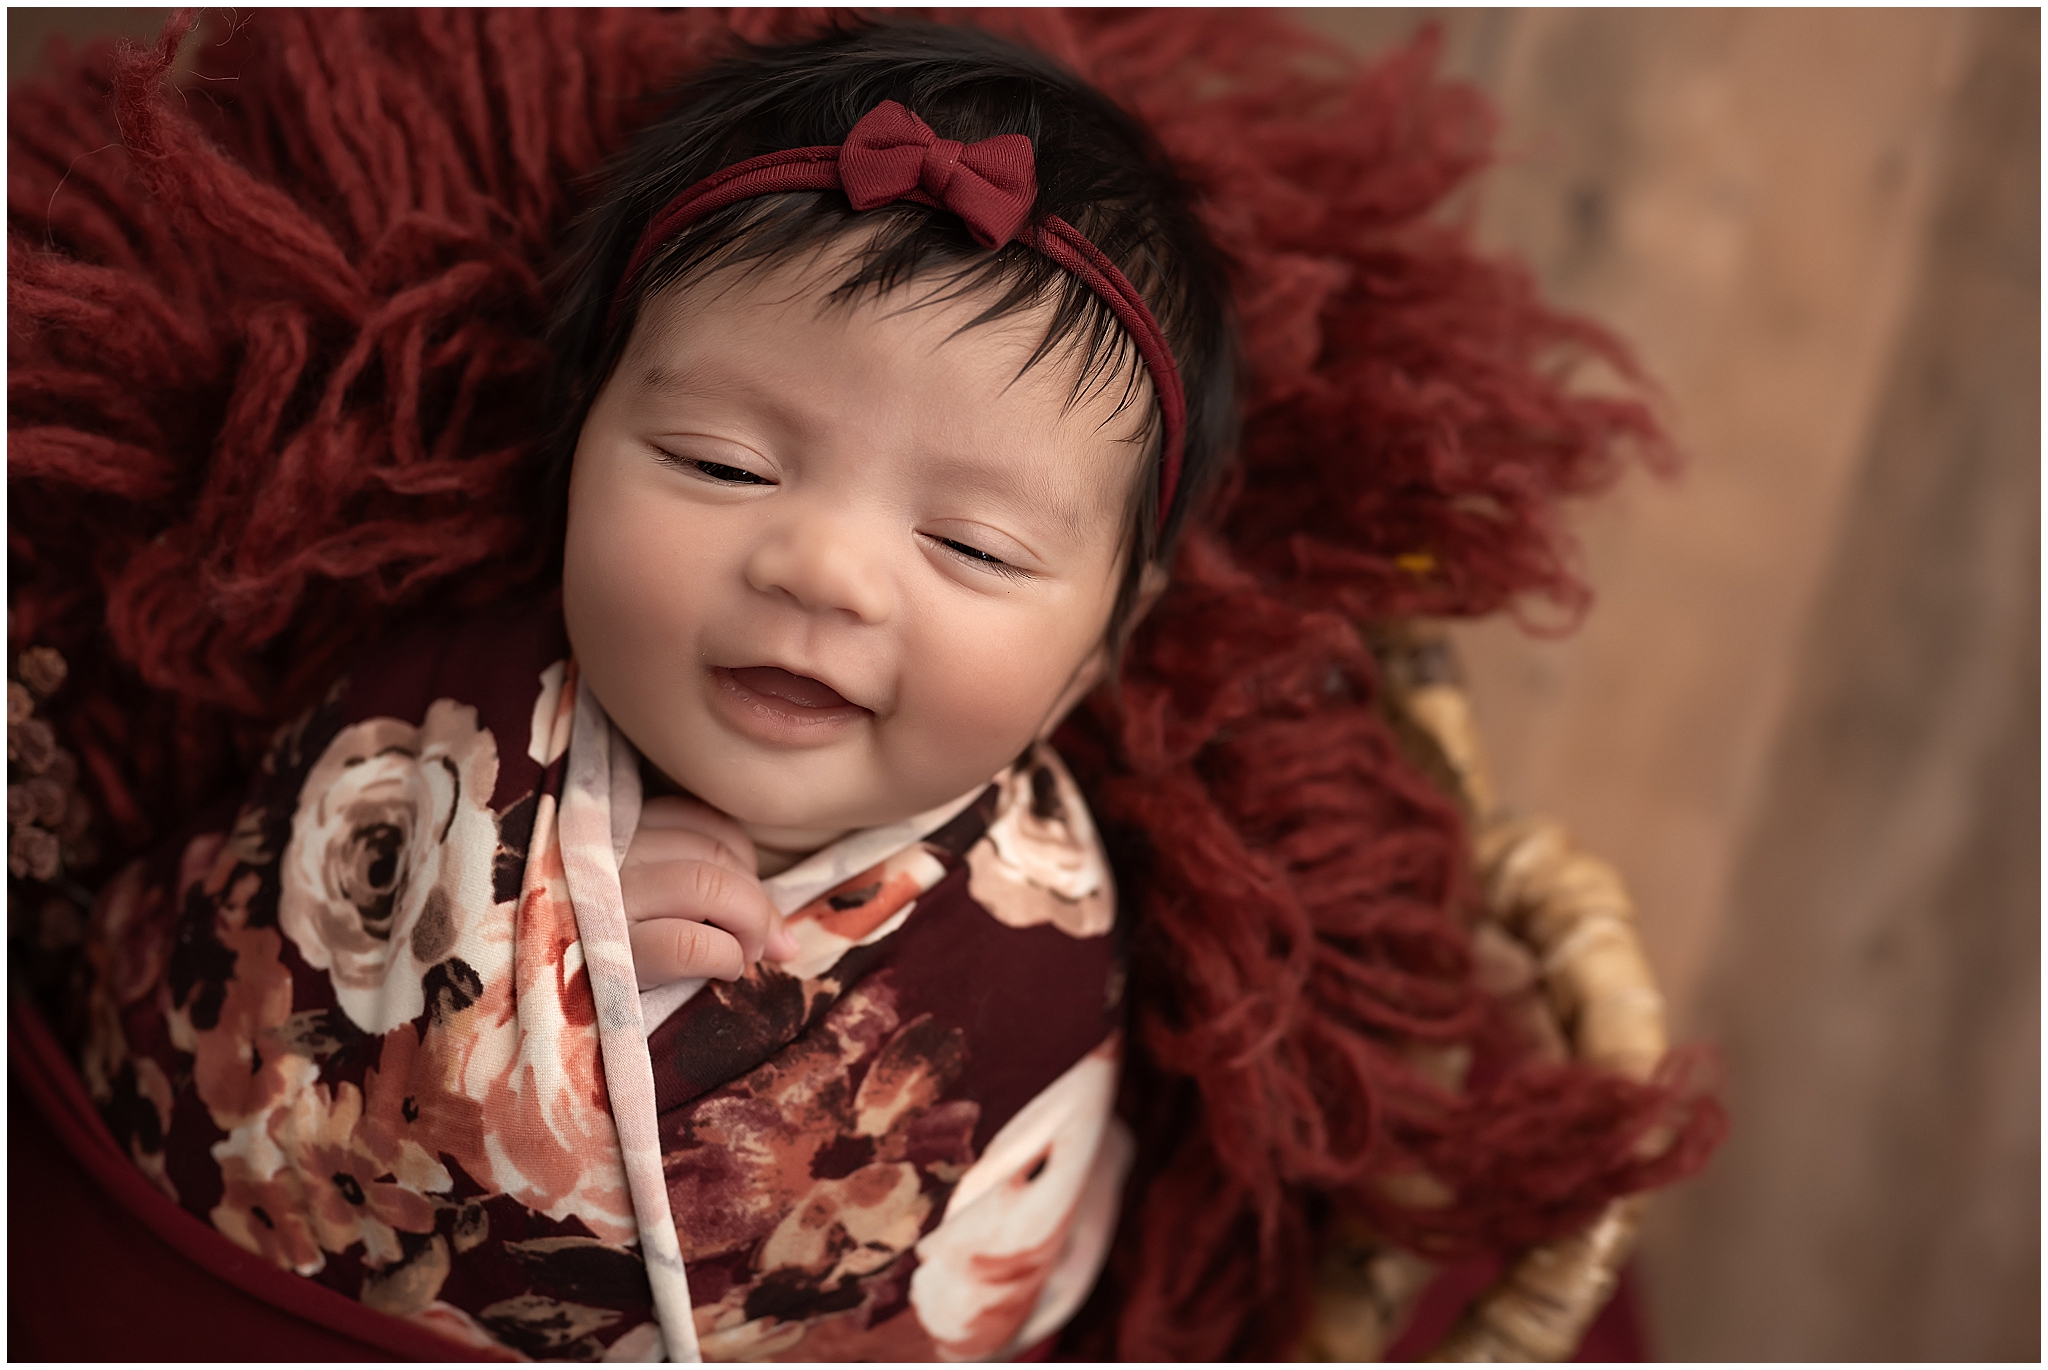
[278,700,503,1033]
[908,1034,1122,1360]
[965,746,1113,939]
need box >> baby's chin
[676,766,989,864]
[717,795,919,851]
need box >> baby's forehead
[642,236,1153,408]
[618,264,1152,537]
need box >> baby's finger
[765,905,798,961]
[623,824,753,879]
[621,858,780,965]
[628,917,745,987]
[636,795,758,869]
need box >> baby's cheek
[892,631,1075,774]
[563,476,716,772]
[564,536,659,705]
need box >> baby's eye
[926,534,1029,581]
[652,444,774,485]
[940,537,1005,566]
[687,458,771,485]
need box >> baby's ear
[1130,560,1171,628]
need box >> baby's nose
[743,516,894,624]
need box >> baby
[571,190,1166,989]
[73,21,1233,1363]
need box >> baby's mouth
[721,666,860,712]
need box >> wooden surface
[13,8,2041,1361]
[6,8,165,77]
[1641,12,2040,1358]
[1305,8,2040,1361]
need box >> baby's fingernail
[770,928,799,959]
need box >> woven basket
[1295,626,1670,1362]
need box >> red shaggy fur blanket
[8,8,1719,1359]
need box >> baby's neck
[749,831,846,878]
[634,754,844,878]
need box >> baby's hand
[621,795,799,988]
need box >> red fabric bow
[612,100,1184,527]
[839,101,1037,248]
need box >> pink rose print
[345,783,634,1248]
[678,982,980,1361]
[184,873,298,1132]
[476,789,638,1243]
[79,862,149,1107]
[127,1055,180,1201]
[210,1054,448,1277]
[193,870,464,1278]
[406,1302,526,1361]
[278,701,503,1034]
[778,843,948,982]
[213,1123,331,1274]
[79,845,195,1110]
[965,747,1113,939]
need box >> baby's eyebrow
[635,361,804,428]
[637,363,713,399]
[919,451,1107,544]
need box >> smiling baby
[71,21,1235,1362]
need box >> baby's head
[547,23,1236,860]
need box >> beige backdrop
[12,8,2042,1361]
[1302,8,2041,1361]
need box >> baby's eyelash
[656,448,771,485]
[693,459,770,484]
[932,536,1029,580]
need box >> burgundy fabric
[626,751,1129,1357]
[612,99,1188,524]
[68,599,675,1357]
[67,592,1128,1359]
[8,997,492,1362]
[12,989,1646,1368]
[645,790,1117,1141]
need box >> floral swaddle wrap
[77,600,1129,1361]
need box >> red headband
[611,100,1187,529]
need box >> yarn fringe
[7,9,1718,1360]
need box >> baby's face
[563,253,1146,858]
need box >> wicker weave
[1296,628,1671,1362]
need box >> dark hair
[540,20,1239,648]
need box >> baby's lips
[727,665,854,710]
